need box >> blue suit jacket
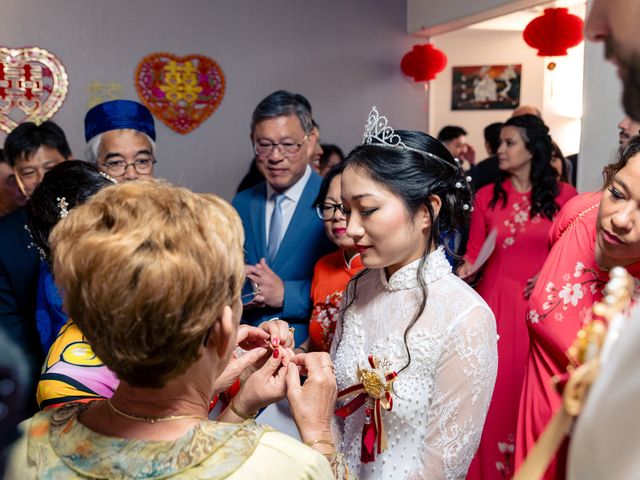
[0,207,43,414]
[232,173,334,337]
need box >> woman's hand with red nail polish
[258,318,294,350]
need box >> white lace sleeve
[419,305,498,480]
[330,309,345,449]
[329,309,343,359]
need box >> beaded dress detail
[333,247,498,479]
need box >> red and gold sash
[335,355,397,463]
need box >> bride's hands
[258,318,295,350]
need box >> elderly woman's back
[6,403,330,478]
[5,180,343,479]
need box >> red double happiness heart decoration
[135,52,225,135]
[0,46,69,134]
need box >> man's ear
[208,305,235,359]
[310,127,320,145]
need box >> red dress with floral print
[466,179,576,480]
[308,251,363,352]
[514,191,640,479]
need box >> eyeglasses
[315,203,344,221]
[253,135,309,157]
[102,158,157,176]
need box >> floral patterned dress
[5,402,338,479]
[309,250,363,352]
[465,179,576,479]
[515,191,640,479]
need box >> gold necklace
[107,399,208,424]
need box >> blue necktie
[268,193,286,262]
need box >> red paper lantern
[400,44,447,82]
[523,8,584,57]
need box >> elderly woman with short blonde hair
[6,180,345,479]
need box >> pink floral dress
[515,191,640,479]
[465,179,576,480]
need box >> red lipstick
[355,244,371,253]
[602,229,624,246]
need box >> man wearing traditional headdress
[84,99,157,182]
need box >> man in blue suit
[233,91,334,346]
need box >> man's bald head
[511,105,542,118]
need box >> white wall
[413,0,624,193]
[578,0,625,192]
[428,29,545,157]
[429,27,584,164]
[0,0,427,200]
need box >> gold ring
[289,327,295,334]
[321,364,335,371]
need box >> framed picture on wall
[451,64,521,110]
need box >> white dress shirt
[265,165,312,248]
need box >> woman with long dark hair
[332,107,497,479]
[461,114,577,479]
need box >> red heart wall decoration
[0,46,69,134]
[135,52,225,135]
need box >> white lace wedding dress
[332,247,498,479]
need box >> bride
[332,107,498,479]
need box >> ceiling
[467,0,586,31]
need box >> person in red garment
[515,136,640,479]
[297,163,363,353]
[461,114,576,479]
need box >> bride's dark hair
[27,160,114,262]
[341,130,472,373]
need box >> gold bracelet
[304,439,335,448]
[229,400,256,420]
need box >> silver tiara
[362,106,473,211]
[362,106,441,162]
